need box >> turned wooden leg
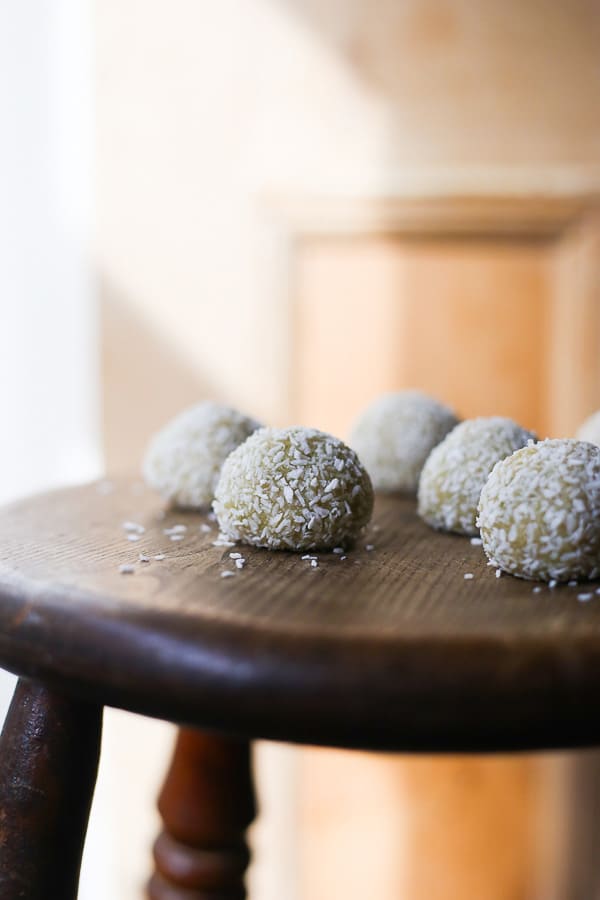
[0,678,102,900]
[149,729,256,900]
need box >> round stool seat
[0,478,599,752]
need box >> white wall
[0,6,99,497]
[0,2,106,898]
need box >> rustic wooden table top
[0,477,599,752]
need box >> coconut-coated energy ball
[213,426,374,551]
[349,391,458,493]
[478,439,600,582]
[418,417,535,536]
[142,401,261,509]
[577,410,600,446]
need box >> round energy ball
[478,439,600,582]
[349,391,458,493]
[142,401,261,509]
[418,416,535,536]
[214,426,374,551]
[577,410,600,446]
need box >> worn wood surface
[0,679,102,899]
[0,478,600,751]
[148,730,255,899]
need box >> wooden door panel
[300,751,548,900]
[291,204,600,900]
[295,236,549,440]
[293,238,403,437]
[399,242,548,433]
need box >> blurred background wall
[0,2,107,898]
[98,0,600,466]
[1,0,600,898]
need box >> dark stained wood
[148,729,255,899]
[1,478,600,750]
[0,678,102,900]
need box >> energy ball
[349,391,458,493]
[577,410,600,446]
[478,439,600,582]
[214,426,374,551]
[142,401,261,509]
[418,417,535,536]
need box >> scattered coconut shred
[213,426,374,552]
[478,439,600,583]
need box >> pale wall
[0,2,103,898]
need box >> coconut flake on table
[418,416,535,536]
[349,391,458,493]
[478,439,600,583]
[142,401,262,510]
[164,524,187,535]
[213,426,373,552]
[212,533,237,548]
[122,521,145,534]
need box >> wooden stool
[0,478,599,899]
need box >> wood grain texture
[0,679,102,900]
[148,730,255,900]
[0,479,600,751]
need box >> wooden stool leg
[0,678,102,900]
[149,729,256,900]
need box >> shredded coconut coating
[418,417,535,536]
[577,410,600,446]
[349,391,458,493]
[213,426,374,551]
[142,401,261,509]
[478,439,600,582]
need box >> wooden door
[290,195,600,900]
